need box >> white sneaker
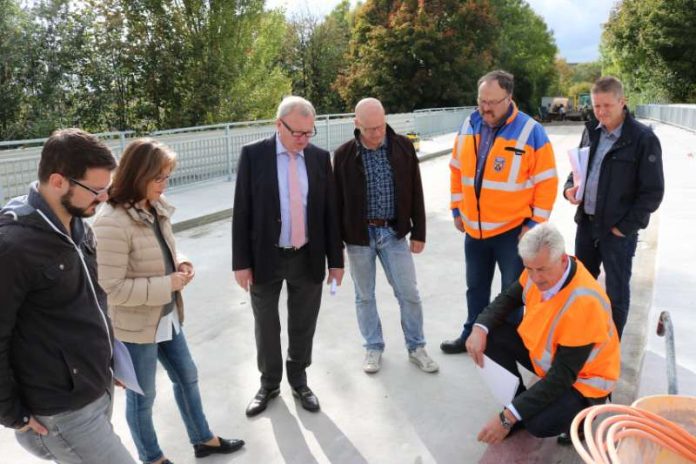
[363,350,382,373]
[409,347,439,373]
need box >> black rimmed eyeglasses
[68,177,110,197]
[280,119,317,138]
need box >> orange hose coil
[571,404,696,463]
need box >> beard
[60,189,99,218]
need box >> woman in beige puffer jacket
[93,139,244,464]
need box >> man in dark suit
[232,96,344,416]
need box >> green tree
[336,0,497,112]
[282,1,353,113]
[602,0,696,104]
[0,0,27,139]
[489,0,557,114]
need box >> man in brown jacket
[333,98,438,374]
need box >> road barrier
[0,107,473,204]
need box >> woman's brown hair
[108,138,176,206]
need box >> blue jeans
[462,226,524,340]
[15,392,136,464]
[346,226,425,352]
[124,329,214,463]
[575,216,639,338]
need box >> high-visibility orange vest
[518,258,620,398]
[450,103,558,239]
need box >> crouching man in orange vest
[466,222,619,444]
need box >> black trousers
[485,323,592,437]
[574,214,638,338]
[250,247,323,389]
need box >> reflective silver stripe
[515,118,537,152]
[460,116,471,134]
[506,119,538,185]
[460,216,508,231]
[480,178,534,192]
[577,377,616,391]
[531,168,557,184]
[532,207,551,219]
[450,158,461,169]
[451,193,463,202]
[534,287,609,372]
[461,176,475,186]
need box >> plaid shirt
[360,139,396,220]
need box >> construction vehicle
[539,93,592,122]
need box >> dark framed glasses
[280,119,317,138]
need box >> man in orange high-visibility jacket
[441,70,558,354]
[467,223,619,444]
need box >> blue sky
[265,0,616,63]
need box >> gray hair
[478,70,514,95]
[276,96,316,119]
[518,223,565,262]
[592,76,624,98]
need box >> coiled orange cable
[570,404,696,463]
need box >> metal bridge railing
[636,104,696,133]
[0,107,474,204]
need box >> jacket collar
[352,124,395,157]
[124,196,175,225]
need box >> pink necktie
[288,153,305,248]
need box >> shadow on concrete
[295,405,368,464]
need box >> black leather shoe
[440,338,467,354]
[292,385,320,412]
[557,429,583,445]
[245,386,280,417]
[194,437,245,457]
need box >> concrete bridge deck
[2,121,694,463]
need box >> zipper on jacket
[34,210,114,359]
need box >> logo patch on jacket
[494,157,506,172]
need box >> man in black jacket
[333,98,438,375]
[232,96,344,416]
[564,76,664,337]
[0,129,136,463]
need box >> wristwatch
[499,410,513,430]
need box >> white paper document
[567,147,590,202]
[113,339,144,395]
[475,355,520,406]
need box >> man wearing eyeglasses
[232,96,344,416]
[0,129,137,463]
[333,98,438,375]
[442,70,558,355]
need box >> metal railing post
[325,115,331,151]
[225,125,233,181]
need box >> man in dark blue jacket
[0,129,136,463]
[564,76,664,337]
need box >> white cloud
[525,0,616,62]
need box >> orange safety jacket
[518,259,620,398]
[450,103,558,239]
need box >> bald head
[354,98,386,149]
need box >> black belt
[366,218,395,227]
[277,244,307,254]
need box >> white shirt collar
[541,256,571,302]
[276,134,305,158]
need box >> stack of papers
[568,147,590,202]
